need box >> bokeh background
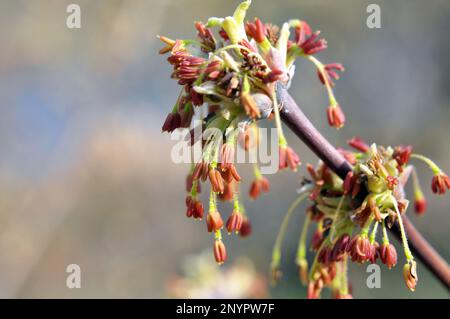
[0,0,449,298]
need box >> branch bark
[277,85,450,291]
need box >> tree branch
[277,85,450,291]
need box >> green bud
[368,175,387,193]
[220,51,239,72]
[288,19,301,28]
[206,17,224,28]
[233,0,251,27]
[385,159,399,176]
[222,17,241,44]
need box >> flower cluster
[159,1,449,298]
[271,138,449,298]
[159,0,345,265]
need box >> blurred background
[0,0,449,298]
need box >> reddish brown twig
[277,85,450,291]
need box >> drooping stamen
[390,195,414,262]
[412,167,427,214]
[296,214,311,284]
[270,193,308,285]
